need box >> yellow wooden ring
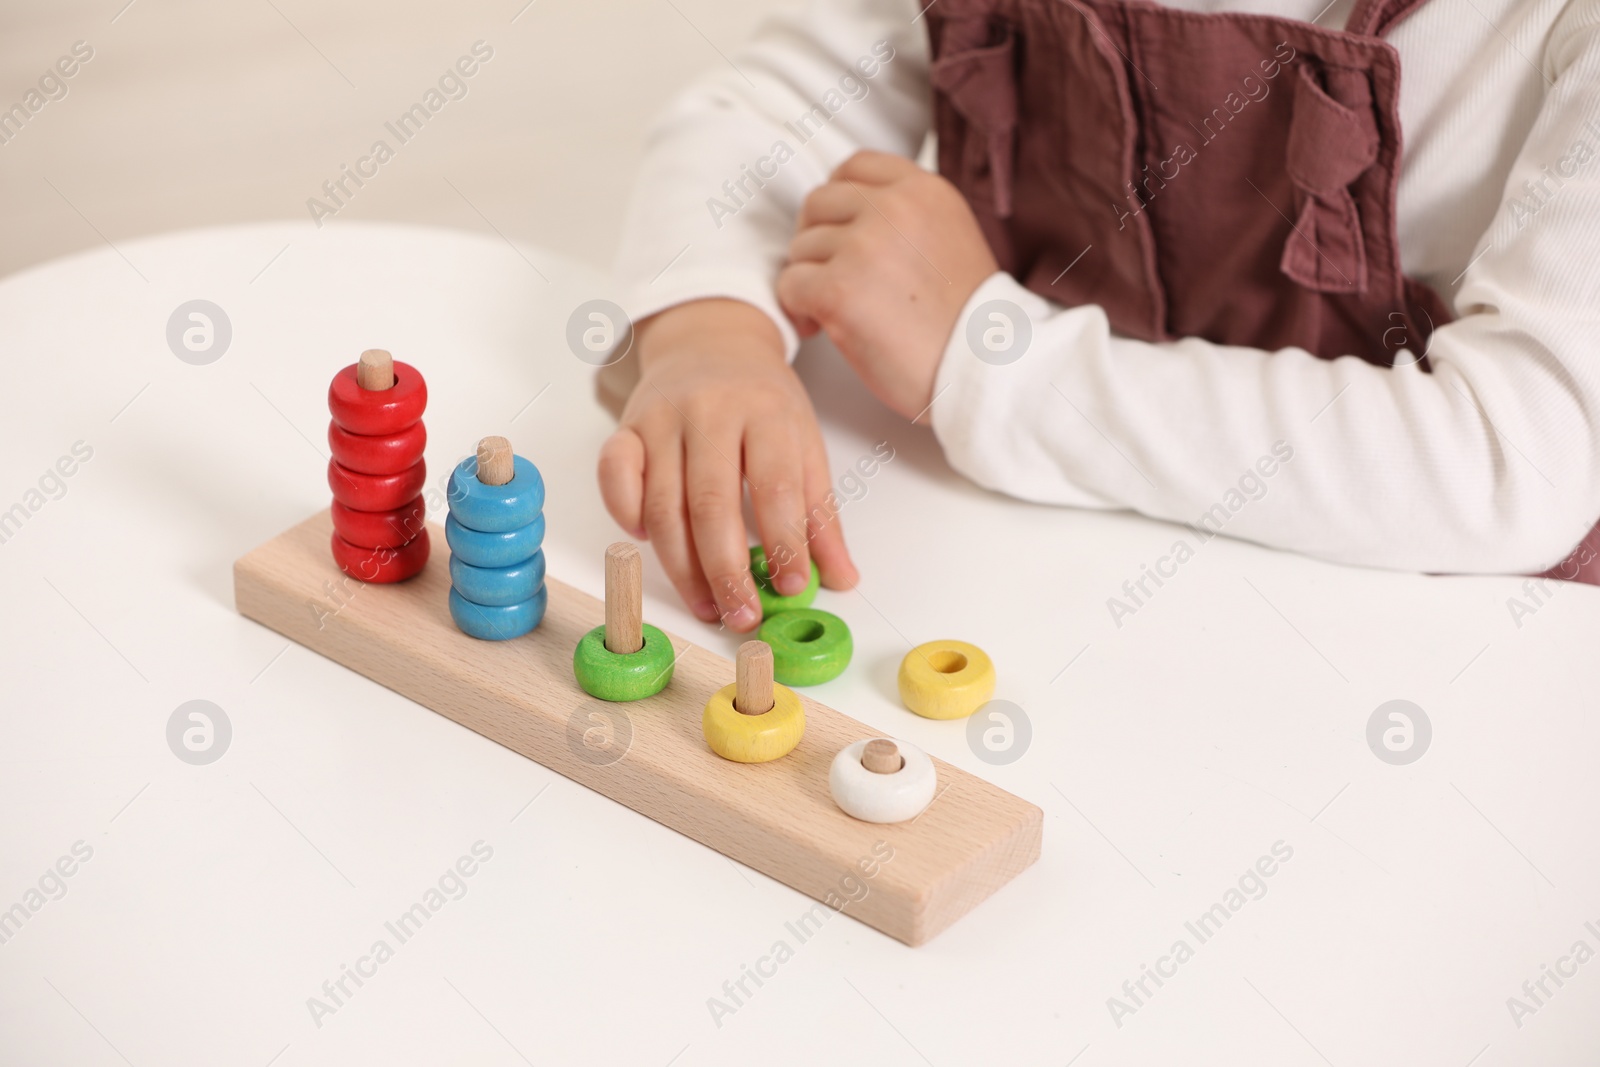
[898,640,996,720]
[702,682,805,763]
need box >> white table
[1,222,1596,1066]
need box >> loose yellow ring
[897,640,996,720]
[702,682,805,763]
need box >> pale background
[0,0,771,279]
[4,4,1600,1066]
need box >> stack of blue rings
[444,451,548,640]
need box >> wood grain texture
[475,436,513,487]
[357,348,394,390]
[862,738,902,774]
[735,640,774,715]
[234,510,1042,945]
[603,541,642,655]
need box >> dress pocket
[1280,62,1381,293]
[931,19,1018,217]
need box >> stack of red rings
[326,350,431,582]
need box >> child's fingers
[597,428,646,538]
[803,436,859,590]
[779,216,842,334]
[776,262,830,334]
[797,181,864,229]
[684,428,761,631]
[831,149,918,185]
[639,429,717,622]
[787,223,846,264]
[745,423,811,598]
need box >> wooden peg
[604,542,643,654]
[476,436,514,487]
[735,641,774,715]
[862,739,903,774]
[357,348,395,390]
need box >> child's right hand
[598,298,858,631]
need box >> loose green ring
[759,608,852,686]
[749,545,820,617]
[573,622,676,702]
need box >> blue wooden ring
[449,584,547,640]
[447,454,545,532]
[449,550,546,607]
[444,511,545,569]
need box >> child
[600,0,1600,631]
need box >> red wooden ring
[328,458,426,512]
[331,529,431,583]
[327,360,427,436]
[331,496,428,549]
[327,419,427,475]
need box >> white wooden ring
[829,739,937,824]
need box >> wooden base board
[233,511,1042,945]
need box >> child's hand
[598,299,859,631]
[777,150,999,420]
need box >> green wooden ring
[573,622,675,702]
[758,608,852,686]
[749,545,820,617]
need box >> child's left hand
[777,151,998,420]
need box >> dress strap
[1344,0,1433,37]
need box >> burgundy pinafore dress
[927,0,1600,583]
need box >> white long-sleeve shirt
[611,0,1600,577]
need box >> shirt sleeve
[609,0,930,358]
[930,14,1600,577]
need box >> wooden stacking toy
[445,436,547,640]
[898,640,996,719]
[572,542,675,701]
[757,607,852,686]
[234,355,1047,947]
[702,641,805,763]
[829,738,938,823]
[748,544,819,617]
[326,349,430,582]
